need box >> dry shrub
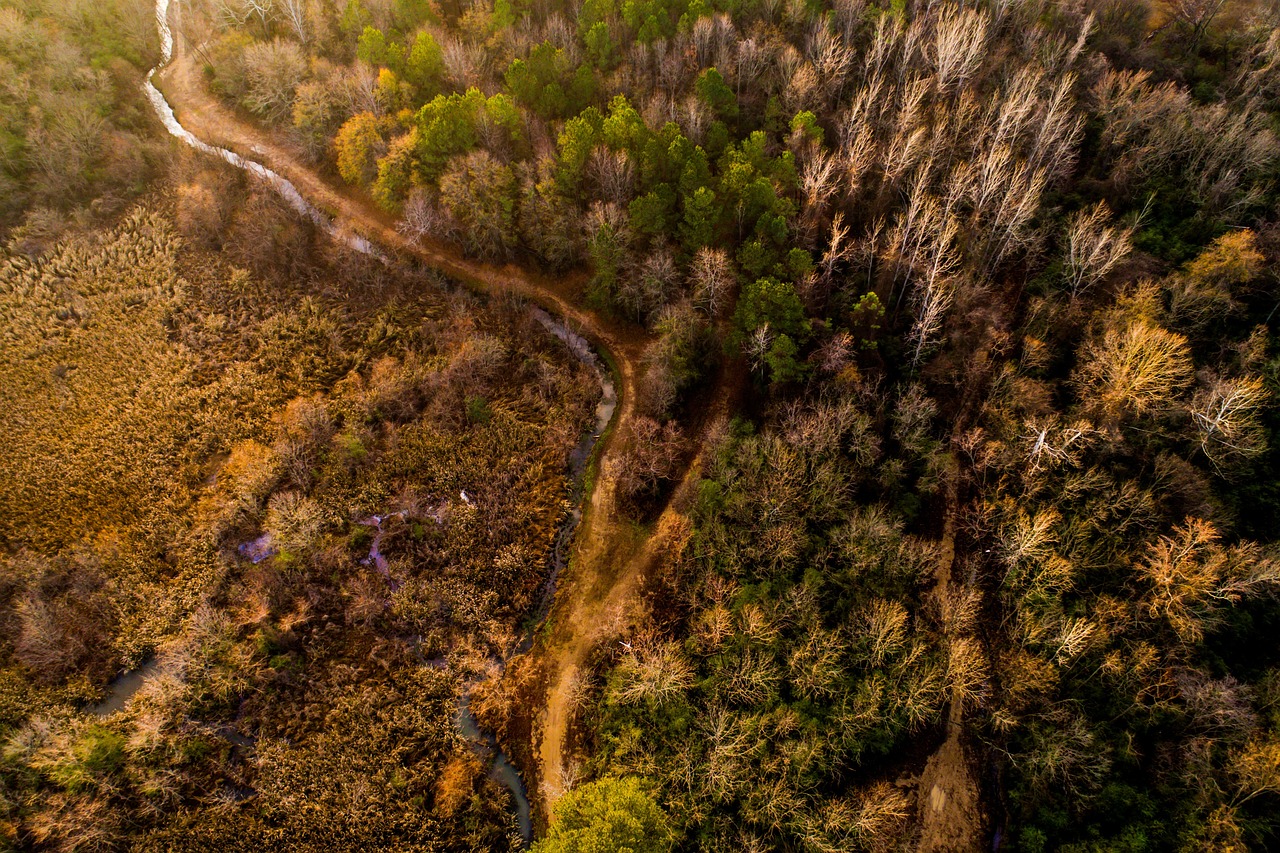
[27,791,121,853]
[12,558,116,684]
[435,752,483,817]
[175,179,230,249]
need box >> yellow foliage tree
[334,112,386,186]
[1074,315,1193,424]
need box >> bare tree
[241,38,307,121]
[931,6,988,93]
[1063,201,1134,299]
[279,0,308,43]
[588,147,635,206]
[1162,0,1229,50]
[1135,519,1280,643]
[1190,374,1269,470]
[688,246,735,317]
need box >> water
[143,0,381,259]
[356,511,408,590]
[522,309,617,652]
[457,694,532,843]
[90,659,159,716]
[142,6,619,841]
[238,532,276,563]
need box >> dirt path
[915,456,983,852]
[531,363,740,811]
[155,12,731,827]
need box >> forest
[2,0,1280,849]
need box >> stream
[90,659,160,716]
[138,3,618,845]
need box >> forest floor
[156,14,738,824]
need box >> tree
[1190,374,1269,471]
[519,159,582,269]
[695,67,737,121]
[372,129,419,210]
[763,333,806,385]
[688,246,735,316]
[931,6,988,92]
[1161,0,1229,50]
[1169,230,1263,329]
[642,301,713,417]
[504,42,593,119]
[610,641,694,706]
[679,185,719,251]
[334,112,385,185]
[437,150,518,259]
[1062,201,1133,299]
[374,68,406,113]
[583,20,618,70]
[1073,315,1193,424]
[614,417,686,507]
[413,89,520,181]
[732,276,809,347]
[292,81,341,159]
[532,777,670,853]
[356,25,386,65]
[628,186,675,239]
[339,0,371,38]
[555,108,604,194]
[1134,518,1280,643]
[405,30,444,93]
[241,38,307,121]
[279,0,308,43]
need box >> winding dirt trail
[154,10,738,827]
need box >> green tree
[507,44,562,113]
[556,108,604,193]
[532,777,670,853]
[695,67,737,122]
[677,145,711,198]
[679,185,719,251]
[372,129,419,210]
[414,89,486,181]
[584,20,618,69]
[732,276,810,346]
[356,25,386,65]
[790,110,824,145]
[629,186,675,239]
[603,95,649,155]
[339,0,372,39]
[504,42,594,119]
[764,332,806,384]
[405,31,445,93]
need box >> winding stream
[140,4,617,845]
[143,0,381,258]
